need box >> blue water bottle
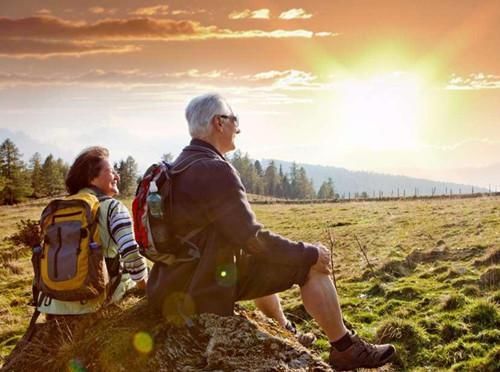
[147,181,163,219]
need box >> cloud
[0,68,327,92]
[447,73,500,90]
[88,7,117,15]
[35,9,52,16]
[171,9,207,16]
[0,16,199,40]
[279,8,313,20]
[0,39,140,58]
[0,16,335,42]
[130,5,169,16]
[229,9,270,20]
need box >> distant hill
[262,159,489,197]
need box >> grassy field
[0,196,499,370]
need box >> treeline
[229,151,336,200]
[0,138,337,205]
[0,139,139,205]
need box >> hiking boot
[329,331,395,371]
[285,320,317,347]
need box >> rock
[2,300,331,372]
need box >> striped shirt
[103,198,148,282]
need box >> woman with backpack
[35,146,148,315]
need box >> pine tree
[41,154,65,196]
[115,156,138,197]
[318,178,335,199]
[162,153,174,162]
[29,152,44,197]
[253,160,264,195]
[0,139,32,204]
[264,161,280,196]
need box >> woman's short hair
[65,146,109,195]
[185,93,229,138]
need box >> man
[147,93,396,370]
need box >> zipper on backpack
[53,226,62,279]
[53,211,81,220]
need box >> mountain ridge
[261,159,489,196]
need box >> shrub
[6,219,41,248]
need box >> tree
[264,161,280,197]
[294,167,315,199]
[318,178,335,199]
[162,153,174,162]
[0,139,32,204]
[41,154,65,196]
[29,152,44,197]
[115,156,138,197]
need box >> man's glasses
[219,114,239,127]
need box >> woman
[38,146,148,315]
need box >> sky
[0,0,499,188]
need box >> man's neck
[194,136,226,156]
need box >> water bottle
[147,181,163,219]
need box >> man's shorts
[235,254,313,301]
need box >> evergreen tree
[264,161,279,196]
[29,152,44,197]
[56,158,69,182]
[288,162,299,198]
[318,178,335,199]
[41,154,65,196]
[294,167,315,199]
[115,156,138,197]
[0,139,32,204]
[253,160,264,195]
[162,153,174,162]
[254,160,263,177]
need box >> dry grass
[0,195,499,370]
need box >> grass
[0,195,499,370]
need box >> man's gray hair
[185,93,228,138]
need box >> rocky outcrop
[1,299,331,372]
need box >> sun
[334,72,425,151]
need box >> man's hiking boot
[285,320,317,347]
[329,331,395,371]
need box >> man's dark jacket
[147,139,318,316]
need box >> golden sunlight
[334,73,425,150]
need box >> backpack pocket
[46,221,82,282]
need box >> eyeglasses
[219,114,239,127]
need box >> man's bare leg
[254,294,287,327]
[300,270,349,342]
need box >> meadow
[0,196,498,371]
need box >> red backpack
[132,159,204,265]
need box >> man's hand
[310,243,332,275]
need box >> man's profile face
[219,102,240,153]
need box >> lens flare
[216,263,237,287]
[68,358,86,372]
[162,292,196,326]
[133,331,153,354]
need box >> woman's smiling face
[90,158,120,196]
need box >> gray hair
[185,93,230,138]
